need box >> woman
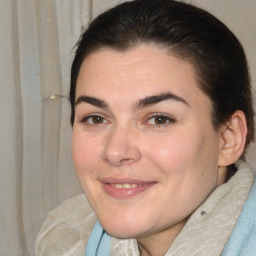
[36,0,255,255]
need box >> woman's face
[72,45,224,240]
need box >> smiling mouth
[101,179,157,199]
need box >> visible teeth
[112,183,138,189]
[123,183,132,189]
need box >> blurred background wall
[0,0,255,255]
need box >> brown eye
[81,115,107,125]
[154,116,168,124]
[90,116,104,124]
[148,115,175,126]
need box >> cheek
[144,132,193,171]
[143,130,219,190]
[144,132,219,213]
[72,131,102,174]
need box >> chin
[100,219,148,239]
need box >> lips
[101,178,157,199]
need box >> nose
[102,125,141,166]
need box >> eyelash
[79,113,176,127]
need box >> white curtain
[0,0,255,255]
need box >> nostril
[104,156,139,166]
[119,158,136,165]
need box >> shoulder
[35,194,97,256]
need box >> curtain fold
[0,0,255,255]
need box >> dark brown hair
[70,0,254,150]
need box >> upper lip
[100,177,157,184]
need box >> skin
[72,44,228,256]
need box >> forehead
[76,44,211,111]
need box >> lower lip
[102,182,156,199]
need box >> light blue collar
[221,176,256,255]
[85,221,111,256]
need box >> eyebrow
[75,95,108,109]
[134,92,189,110]
[75,92,189,110]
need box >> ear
[218,110,248,167]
